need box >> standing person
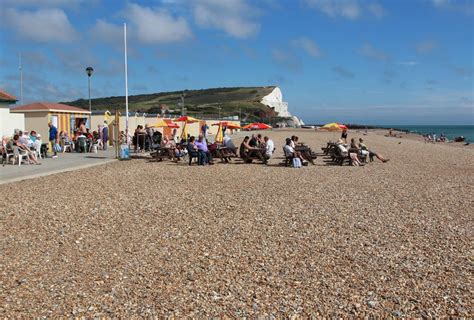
[48,121,59,158]
[102,121,109,150]
[341,129,348,143]
[201,123,209,138]
[171,128,178,144]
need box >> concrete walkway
[1,149,117,185]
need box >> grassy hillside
[63,86,282,122]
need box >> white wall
[0,108,24,137]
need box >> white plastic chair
[89,139,102,153]
[63,144,73,153]
[13,147,29,166]
[3,145,15,165]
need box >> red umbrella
[164,119,180,128]
[338,124,348,129]
[176,115,199,123]
[243,122,272,130]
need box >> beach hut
[0,90,24,137]
[10,102,90,140]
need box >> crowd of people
[1,130,42,165]
[2,120,391,168]
[1,120,110,166]
[333,135,389,166]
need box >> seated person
[159,135,176,159]
[359,138,389,163]
[256,134,264,146]
[75,132,87,153]
[240,136,267,164]
[19,130,33,148]
[186,136,199,159]
[249,134,258,148]
[34,134,44,156]
[223,135,237,152]
[290,136,297,148]
[92,130,100,141]
[174,144,187,158]
[9,134,41,165]
[293,136,304,146]
[29,131,37,143]
[161,135,175,148]
[348,138,363,166]
[1,135,9,154]
[283,138,304,164]
[194,134,213,165]
[263,136,274,160]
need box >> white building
[0,90,24,137]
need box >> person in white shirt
[19,130,33,148]
[263,136,274,160]
[289,136,296,148]
[284,138,303,159]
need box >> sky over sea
[0,0,473,125]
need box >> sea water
[381,125,474,142]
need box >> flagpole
[19,52,23,106]
[124,23,129,145]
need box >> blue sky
[0,0,473,124]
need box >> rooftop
[0,90,18,103]
[11,102,90,114]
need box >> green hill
[63,86,285,122]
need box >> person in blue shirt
[201,123,209,138]
[48,121,58,158]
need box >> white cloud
[2,0,82,7]
[91,3,192,45]
[1,8,77,43]
[304,0,361,19]
[291,37,322,58]
[92,19,123,45]
[126,3,192,43]
[368,3,385,19]
[432,0,451,7]
[359,43,390,62]
[397,61,419,66]
[192,0,260,38]
[271,49,302,72]
[332,65,355,79]
[416,40,438,54]
[431,0,474,15]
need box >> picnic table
[295,144,317,164]
[151,146,177,161]
[211,145,237,163]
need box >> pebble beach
[1,129,473,317]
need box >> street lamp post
[180,92,185,116]
[86,67,94,128]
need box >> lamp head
[86,67,94,77]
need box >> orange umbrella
[212,121,241,129]
[242,122,272,130]
[177,116,199,139]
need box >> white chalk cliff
[260,87,304,126]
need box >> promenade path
[0,149,117,185]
